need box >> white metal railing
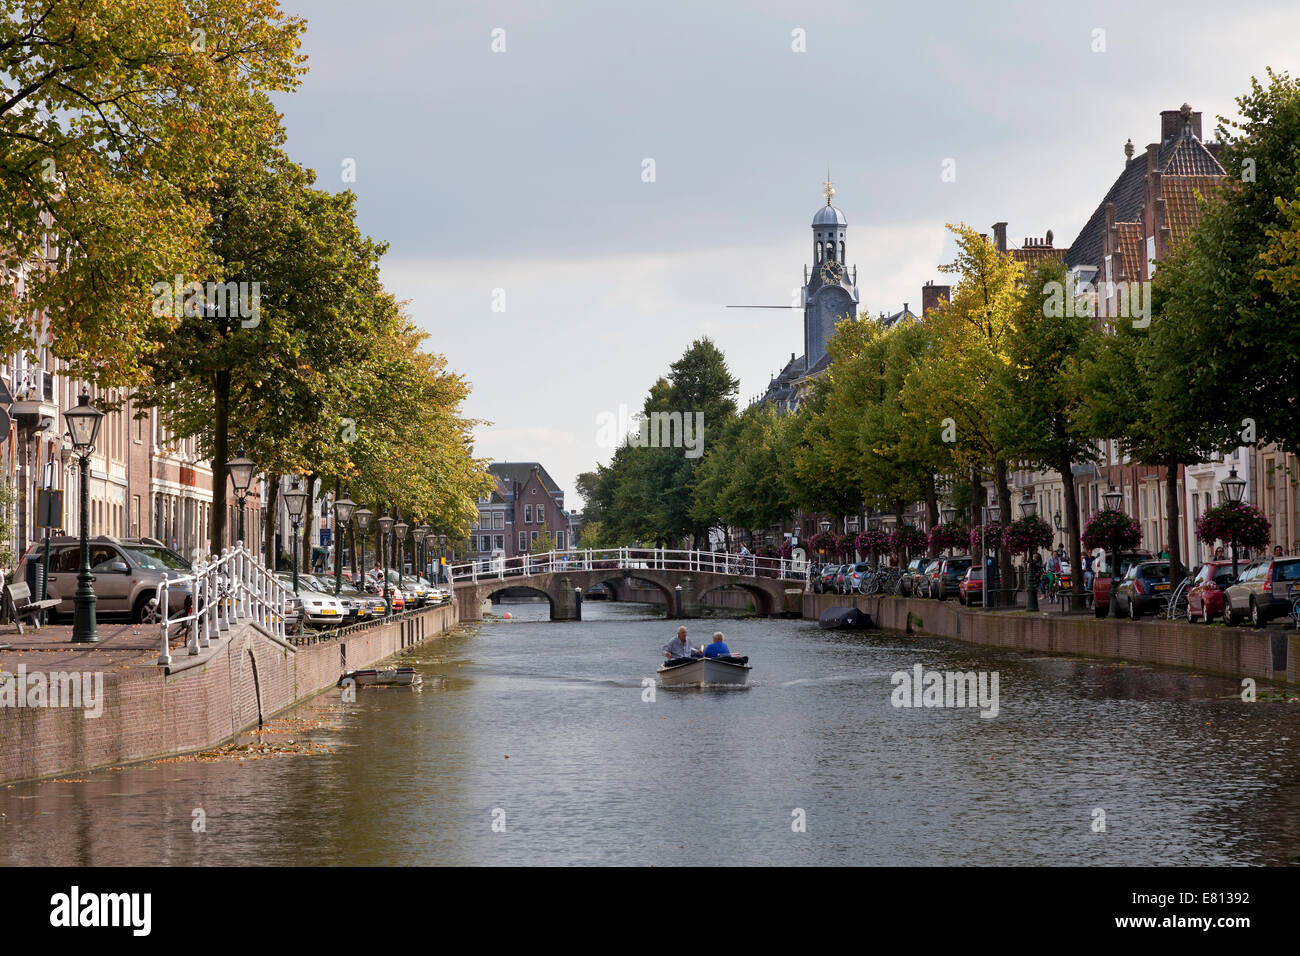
[155,541,294,666]
[447,548,809,585]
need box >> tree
[0,0,306,380]
[997,261,1101,603]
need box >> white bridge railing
[155,541,294,666]
[448,548,809,585]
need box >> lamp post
[1102,484,1123,618]
[940,503,957,558]
[354,505,373,593]
[282,478,309,595]
[333,489,355,594]
[1221,467,1247,577]
[1020,491,1039,612]
[378,513,394,614]
[413,525,428,580]
[65,388,105,644]
[226,448,256,547]
[438,533,448,582]
[394,518,409,578]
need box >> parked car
[929,557,972,600]
[901,558,930,596]
[1222,556,1300,628]
[275,573,347,627]
[1091,551,1155,617]
[1185,561,1237,623]
[831,564,851,594]
[916,559,942,598]
[958,567,983,605]
[1112,560,1172,620]
[14,535,193,623]
[844,562,872,592]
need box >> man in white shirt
[662,626,698,660]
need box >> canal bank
[802,592,1300,686]
[0,604,458,785]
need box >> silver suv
[15,535,193,623]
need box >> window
[493,534,504,551]
[1146,236,1157,276]
[518,531,527,551]
[479,512,490,529]
[530,531,538,544]
[480,535,490,552]
[555,531,565,549]
[524,505,532,523]
[494,512,504,530]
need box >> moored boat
[341,666,416,687]
[657,655,751,686]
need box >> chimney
[1160,104,1203,142]
[903,302,909,316]
[992,222,1008,252]
[921,281,950,316]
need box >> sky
[273,0,1300,508]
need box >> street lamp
[1101,485,1123,618]
[65,388,105,644]
[1019,492,1038,611]
[413,525,428,580]
[377,513,394,613]
[354,505,373,592]
[1019,491,1037,519]
[333,488,356,594]
[438,533,448,582]
[394,519,409,577]
[940,504,956,525]
[227,448,256,547]
[981,504,1000,610]
[1221,467,1246,503]
[1220,468,1248,577]
[282,478,309,594]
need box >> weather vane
[823,164,835,206]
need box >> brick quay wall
[0,604,459,785]
[801,593,1299,686]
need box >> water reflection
[2,599,1298,865]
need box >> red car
[958,567,983,605]
[1185,560,1237,623]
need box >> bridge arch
[480,584,556,615]
[696,580,776,616]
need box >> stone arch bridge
[450,549,806,621]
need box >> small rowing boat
[340,666,416,687]
[657,655,751,687]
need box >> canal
[3,600,1299,865]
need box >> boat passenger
[702,632,731,659]
[662,626,699,660]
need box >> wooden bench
[4,581,61,634]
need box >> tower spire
[823,165,835,206]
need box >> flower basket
[927,522,969,553]
[1195,501,1270,552]
[1081,508,1142,555]
[969,521,1004,552]
[854,529,891,559]
[1002,515,1052,554]
[889,524,927,558]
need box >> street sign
[320,528,332,546]
[36,489,62,529]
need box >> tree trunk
[924,474,939,558]
[300,473,317,573]
[1057,450,1084,608]
[1165,459,1183,585]
[262,473,280,569]
[994,459,1014,605]
[210,369,229,558]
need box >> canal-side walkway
[0,604,459,786]
[802,592,1300,686]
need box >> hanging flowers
[1195,501,1270,553]
[889,524,926,557]
[927,522,969,553]
[970,521,1004,551]
[808,530,835,556]
[855,529,890,557]
[834,532,856,558]
[1081,508,1141,555]
[1002,515,1052,554]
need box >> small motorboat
[341,667,416,687]
[657,654,751,687]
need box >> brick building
[470,462,575,559]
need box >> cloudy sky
[273,0,1300,507]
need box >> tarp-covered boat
[818,606,872,629]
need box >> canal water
[3,600,1299,866]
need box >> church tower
[803,176,859,369]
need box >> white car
[275,574,346,627]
